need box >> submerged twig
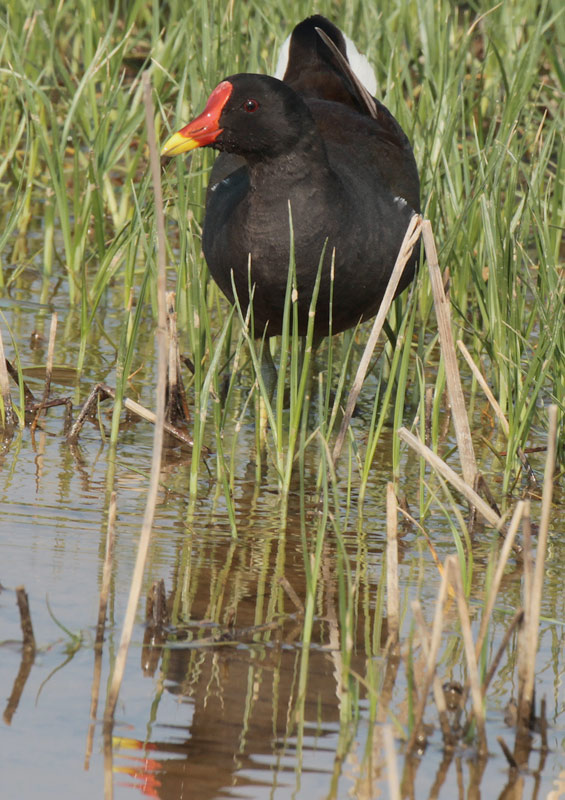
[166,292,191,424]
[386,483,400,644]
[517,500,533,720]
[86,493,117,768]
[67,382,199,450]
[3,587,36,725]
[142,579,169,676]
[407,565,450,752]
[96,493,117,646]
[447,557,487,755]
[498,736,519,769]
[482,608,524,698]
[31,312,57,433]
[518,405,558,728]
[5,358,36,407]
[0,329,15,428]
[278,576,305,614]
[410,599,454,749]
[16,586,36,652]
[475,501,524,660]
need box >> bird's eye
[243,98,259,113]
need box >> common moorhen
[162,15,420,339]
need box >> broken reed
[105,73,169,722]
[386,449,555,755]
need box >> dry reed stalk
[104,73,169,722]
[386,482,399,643]
[165,292,191,422]
[406,566,450,751]
[85,493,117,768]
[397,427,522,555]
[458,339,509,436]
[457,339,537,486]
[0,327,15,427]
[447,556,487,753]
[167,292,178,389]
[96,492,117,646]
[383,725,401,800]
[518,405,558,727]
[425,385,433,446]
[31,312,57,433]
[481,608,524,697]
[422,222,477,487]
[517,500,533,717]
[332,214,422,464]
[120,394,195,445]
[474,501,524,660]
[103,724,114,800]
[410,599,453,747]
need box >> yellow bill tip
[161,130,200,157]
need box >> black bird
[162,15,420,339]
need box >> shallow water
[1,273,564,800]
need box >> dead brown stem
[423,222,476,487]
[482,608,524,697]
[166,292,191,424]
[406,565,450,752]
[31,312,57,433]
[96,493,117,646]
[16,585,36,651]
[410,599,454,749]
[3,591,36,725]
[497,736,518,769]
[0,330,15,428]
[398,426,522,555]
[67,382,199,450]
[457,339,538,488]
[386,482,399,644]
[85,494,116,768]
[518,405,558,728]
[475,501,524,660]
[447,557,487,755]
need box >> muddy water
[1,275,564,800]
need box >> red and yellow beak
[161,80,233,156]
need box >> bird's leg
[258,339,277,443]
[299,335,321,422]
[260,339,277,402]
[383,318,397,350]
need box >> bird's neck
[248,133,336,195]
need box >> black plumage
[162,15,420,338]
